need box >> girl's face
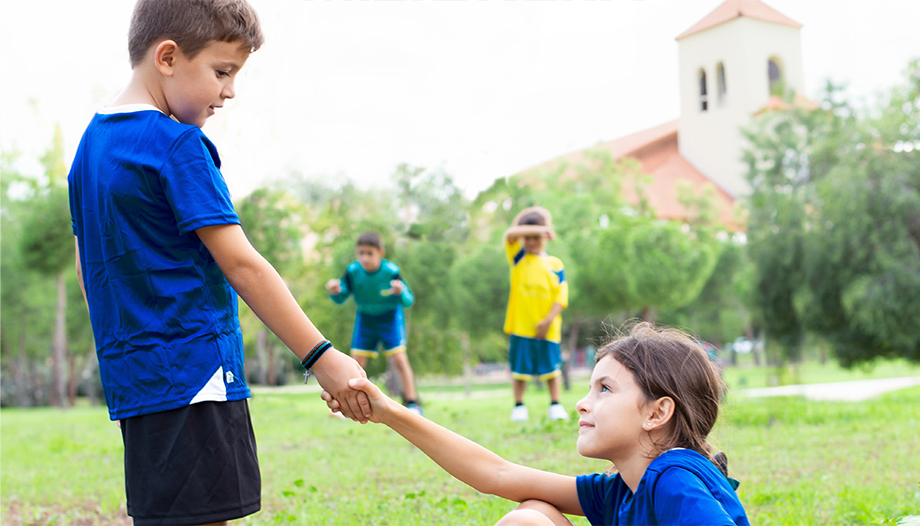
[575,356,651,462]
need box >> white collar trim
[98,103,164,115]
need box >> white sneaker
[548,403,569,421]
[510,405,529,422]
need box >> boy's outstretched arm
[504,224,555,244]
[196,224,371,422]
[330,378,583,516]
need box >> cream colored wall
[677,18,804,198]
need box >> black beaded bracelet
[301,339,333,368]
[302,340,333,384]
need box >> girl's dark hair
[128,0,264,67]
[356,231,383,250]
[517,212,546,226]
[596,321,725,470]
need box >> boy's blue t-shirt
[576,449,750,526]
[330,260,414,316]
[68,105,250,420]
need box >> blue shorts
[509,334,562,381]
[351,307,407,358]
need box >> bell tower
[676,0,805,197]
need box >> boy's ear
[154,40,180,76]
[379,247,386,258]
[645,396,675,431]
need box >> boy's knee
[495,500,571,526]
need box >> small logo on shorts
[226,371,235,384]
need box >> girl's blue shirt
[576,449,749,526]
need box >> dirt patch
[3,500,132,526]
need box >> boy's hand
[322,377,394,424]
[535,317,552,340]
[311,350,371,423]
[389,280,404,296]
[325,279,342,294]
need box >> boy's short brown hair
[128,0,264,67]
[356,231,384,251]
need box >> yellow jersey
[503,240,568,342]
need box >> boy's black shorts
[120,399,261,525]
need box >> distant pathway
[742,376,920,401]
[253,376,920,403]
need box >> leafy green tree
[235,188,310,385]
[802,63,920,365]
[744,59,920,366]
[450,245,510,359]
[658,238,753,349]
[18,127,75,407]
[1,151,50,406]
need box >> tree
[744,59,920,366]
[658,238,754,351]
[235,188,310,385]
[17,127,75,407]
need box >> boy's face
[163,40,250,128]
[522,233,547,255]
[356,245,384,272]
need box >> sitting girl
[325,322,749,525]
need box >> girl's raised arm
[342,378,584,516]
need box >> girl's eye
[217,70,230,78]
[600,385,610,393]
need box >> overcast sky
[2,0,918,198]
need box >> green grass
[3,374,919,525]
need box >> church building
[517,0,808,228]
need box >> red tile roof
[755,93,820,115]
[676,0,802,40]
[518,121,742,230]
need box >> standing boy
[325,232,422,415]
[68,1,370,524]
[503,207,569,422]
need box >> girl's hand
[323,377,397,424]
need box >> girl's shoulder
[642,450,750,526]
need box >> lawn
[2,370,919,525]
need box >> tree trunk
[641,307,658,323]
[267,337,277,386]
[747,326,762,366]
[562,319,581,391]
[256,328,269,385]
[83,341,99,406]
[462,331,472,398]
[68,344,77,406]
[13,318,31,407]
[52,272,68,408]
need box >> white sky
[1,0,918,198]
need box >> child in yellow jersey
[503,207,569,422]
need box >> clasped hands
[311,349,372,423]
